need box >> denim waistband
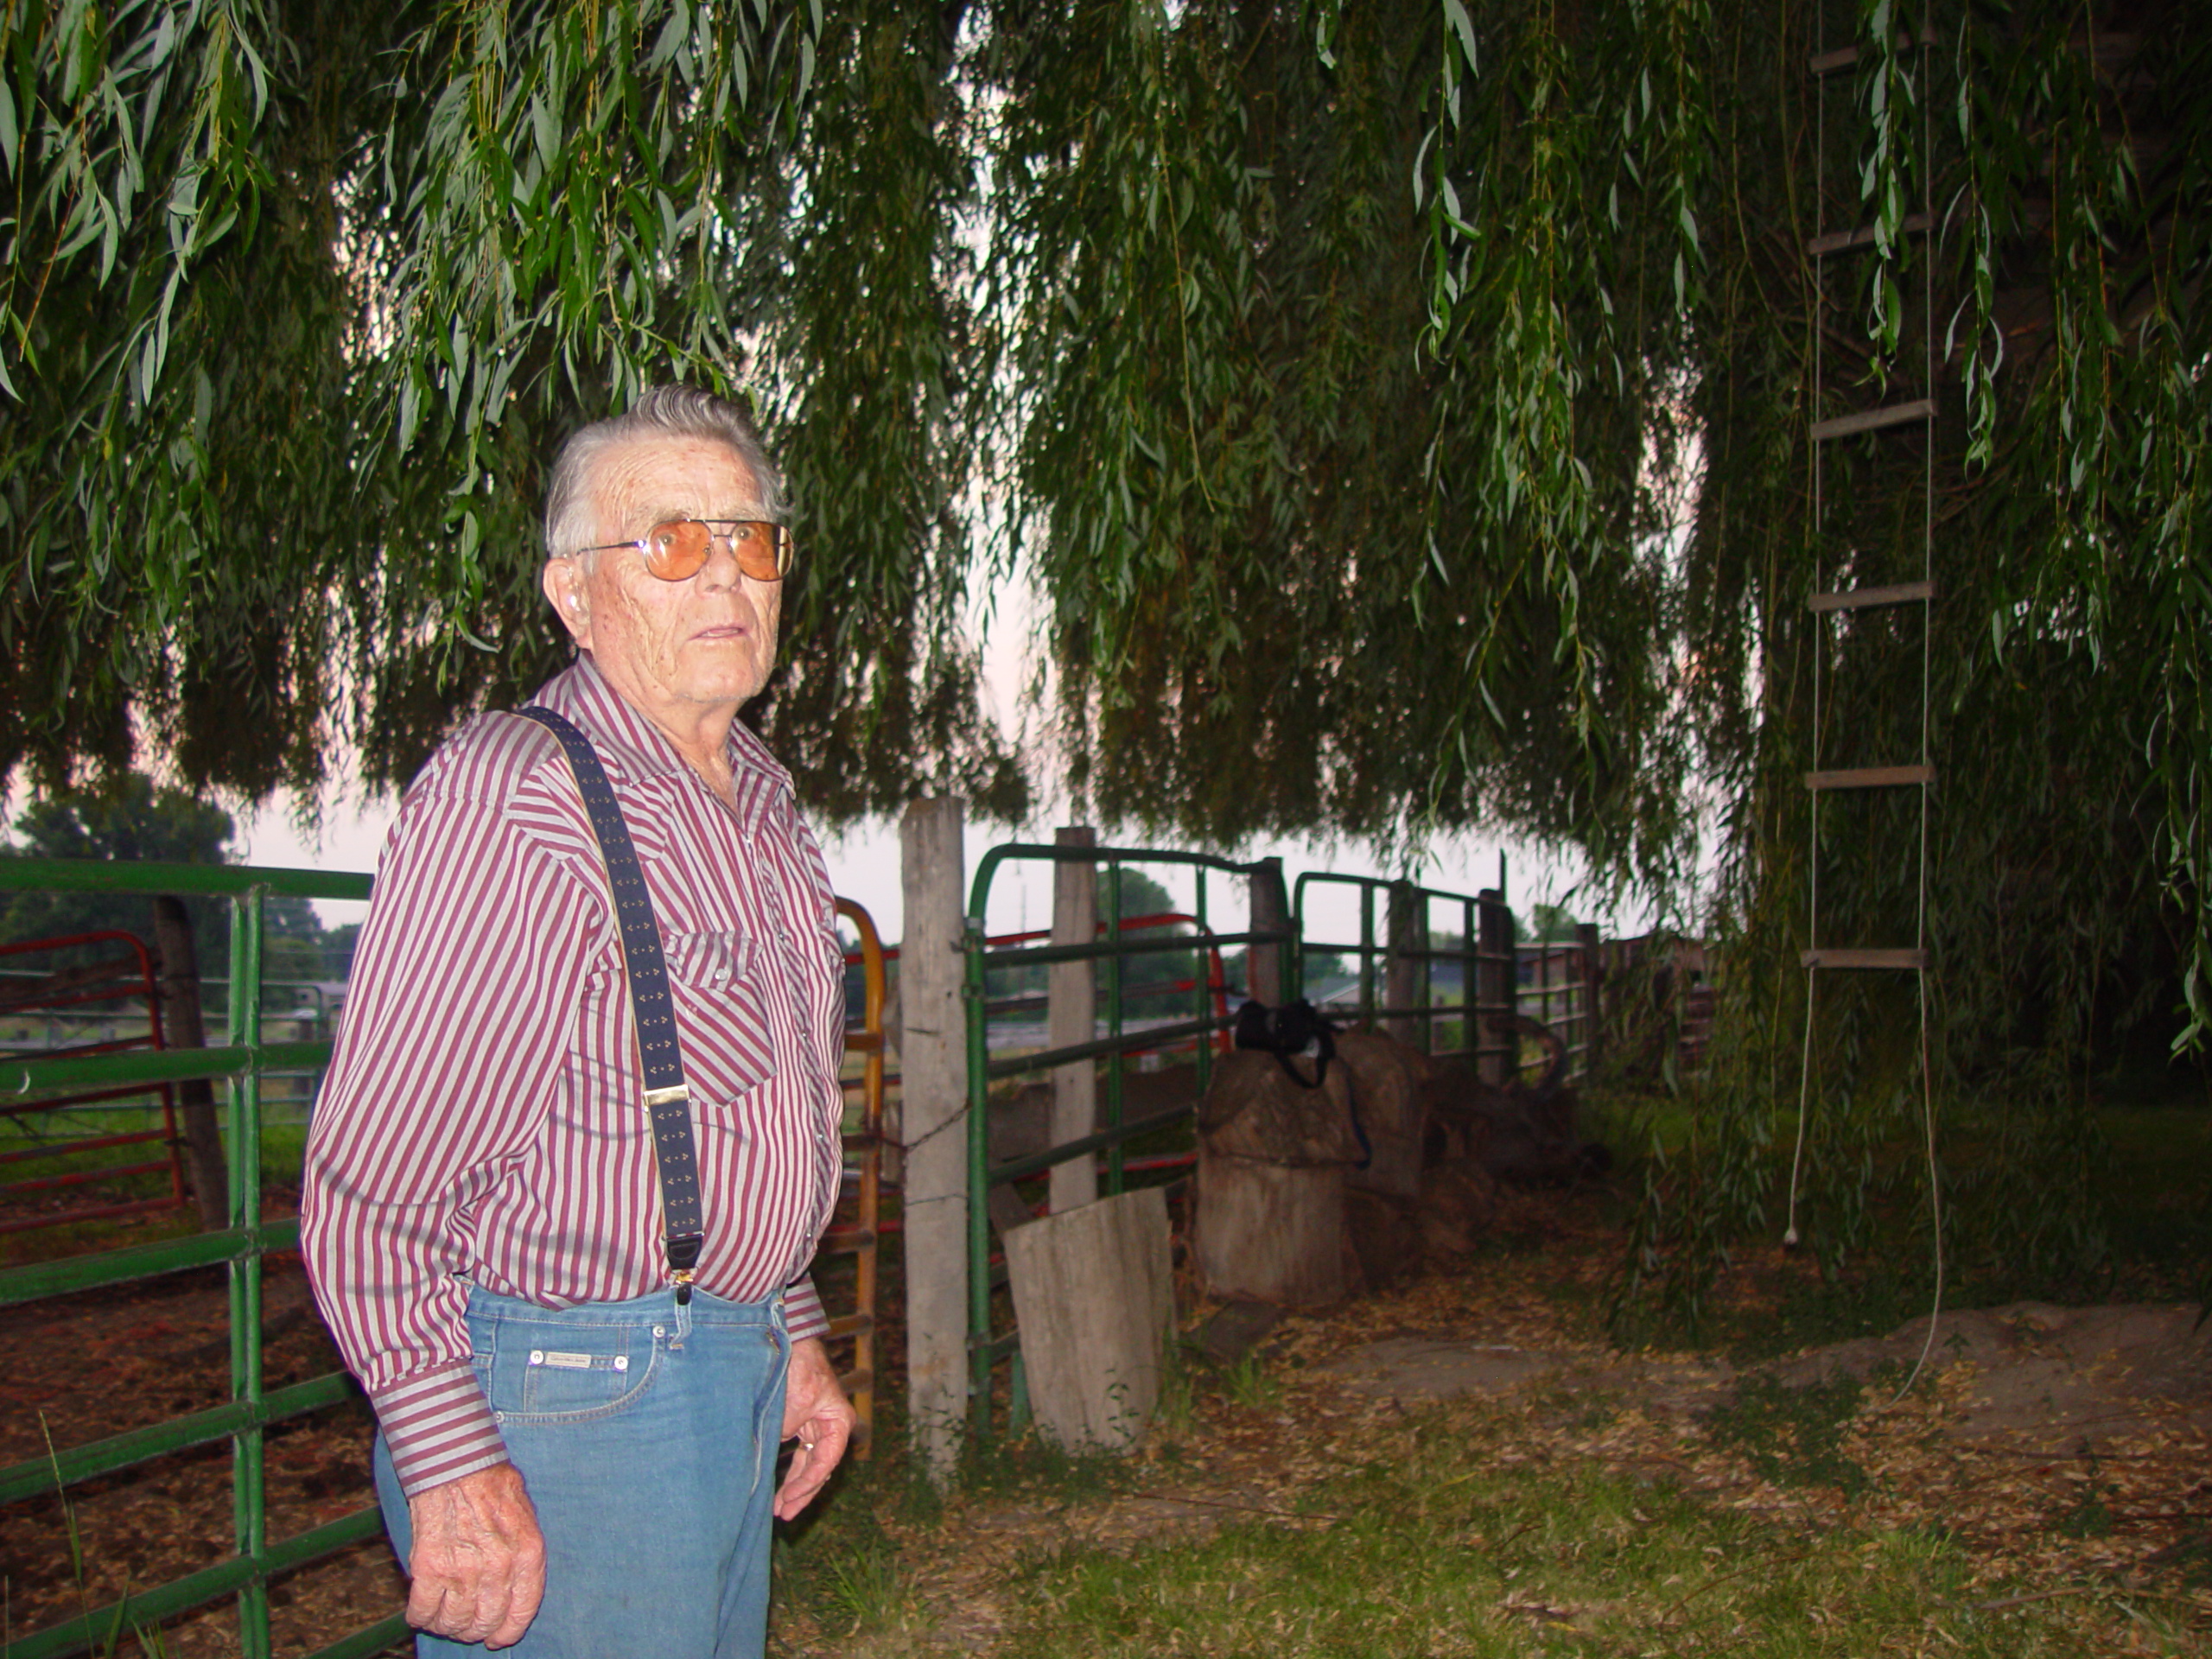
[460,1281,784,1331]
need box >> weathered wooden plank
[1811,398,1937,442]
[1808,212,1933,257]
[1806,765,1935,790]
[1801,947,1929,969]
[1004,1186,1174,1452]
[1809,29,1936,75]
[1809,580,1935,613]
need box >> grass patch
[1703,1370,1871,1496]
[770,1338,2204,1659]
[980,1394,2155,1657]
[772,1471,920,1649]
[1724,1266,1941,1363]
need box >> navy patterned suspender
[517,707,708,1304]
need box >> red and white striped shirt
[301,658,847,1497]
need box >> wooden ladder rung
[842,1029,885,1053]
[1807,765,1934,790]
[1811,399,1936,442]
[1802,947,1929,969]
[1809,29,1936,76]
[1810,581,1934,613]
[1808,213,1933,257]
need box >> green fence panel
[0,856,398,1659]
[1292,872,1513,1066]
[962,842,1289,1440]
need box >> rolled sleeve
[371,1364,512,1497]
[784,1275,830,1344]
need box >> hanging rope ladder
[1787,5,1946,1387]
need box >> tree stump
[1193,1049,1363,1306]
[1332,1029,1432,1204]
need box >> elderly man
[302,385,856,1656]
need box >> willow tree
[0,0,1026,815]
[3,1,2205,1285]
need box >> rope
[1886,11,1946,1407]
[1786,3,1830,1250]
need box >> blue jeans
[374,1284,791,1658]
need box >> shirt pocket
[664,929,778,1111]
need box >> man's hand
[776,1334,857,1521]
[405,1463,546,1648]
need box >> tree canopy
[2,0,2206,1230]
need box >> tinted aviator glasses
[582,518,794,582]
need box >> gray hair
[542,384,787,561]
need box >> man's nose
[696,530,744,588]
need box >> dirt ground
[0,1224,406,1657]
[781,1191,2212,1654]
[10,1186,2212,1656]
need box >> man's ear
[543,558,592,648]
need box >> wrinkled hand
[405,1463,546,1648]
[776,1335,856,1521]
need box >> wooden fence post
[1248,857,1288,1007]
[1384,880,1420,1047]
[1477,889,1515,1087]
[900,797,967,1479]
[1575,921,1604,1080]
[1048,826,1098,1214]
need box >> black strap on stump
[517,707,707,1303]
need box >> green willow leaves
[0,3,2205,1171]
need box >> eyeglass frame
[574,518,796,582]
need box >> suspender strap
[516,707,706,1303]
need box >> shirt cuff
[784,1276,830,1344]
[372,1362,509,1498]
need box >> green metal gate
[1292,872,1516,1076]
[0,855,404,1659]
[962,842,1290,1440]
[2,854,891,1656]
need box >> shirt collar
[531,653,791,835]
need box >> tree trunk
[149,895,227,1229]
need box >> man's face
[542,436,783,725]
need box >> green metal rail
[1291,871,1515,1070]
[0,855,407,1659]
[963,843,1288,1440]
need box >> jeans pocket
[481,1318,660,1424]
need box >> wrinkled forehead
[589,435,766,537]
